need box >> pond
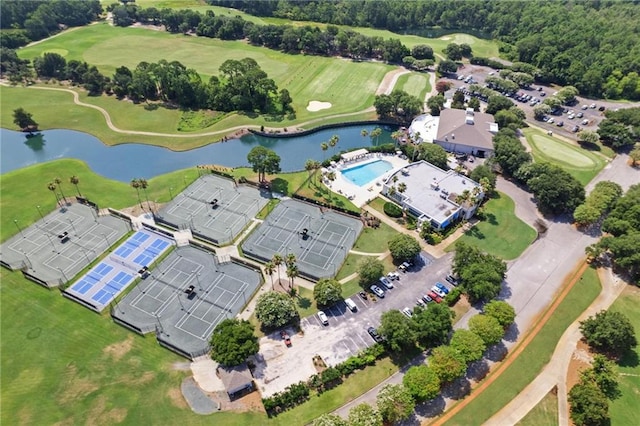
[0,124,397,182]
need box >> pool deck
[326,153,409,207]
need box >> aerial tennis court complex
[154,174,269,245]
[63,229,174,312]
[0,204,129,288]
[112,244,262,359]
[242,199,363,281]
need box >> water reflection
[1,124,397,182]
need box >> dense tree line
[0,0,102,45]
[23,51,288,114]
[573,181,623,228]
[109,6,411,63]
[597,107,640,150]
[212,0,640,99]
[373,90,422,125]
[587,184,640,281]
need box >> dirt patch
[167,386,189,409]
[172,361,192,371]
[57,364,100,406]
[212,390,266,413]
[128,371,155,386]
[103,335,134,361]
[566,340,594,391]
[119,201,162,218]
[86,396,127,426]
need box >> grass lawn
[11,23,392,134]
[523,128,607,185]
[395,72,431,102]
[446,192,537,260]
[0,268,264,426]
[295,175,359,213]
[516,390,558,426]
[0,158,200,242]
[608,286,640,426]
[352,221,398,253]
[447,266,601,425]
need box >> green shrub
[445,287,462,306]
[384,202,403,218]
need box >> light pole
[58,267,68,282]
[67,218,78,235]
[13,219,24,238]
[101,233,110,248]
[169,187,174,199]
[176,292,186,311]
[45,233,58,253]
[82,250,91,265]
[193,270,202,291]
[36,205,45,222]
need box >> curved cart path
[3,66,407,140]
[485,268,626,426]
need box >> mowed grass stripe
[395,72,430,102]
[524,128,606,185]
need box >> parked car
[557,121,564,127]
[387,271,400,281]
[399,261,411,272]
[401,307,413,318]
[344,298,357,312]
[598,106,606,111]
[581,104,589,110]
[581,119,589,125]
[577,112,584,118]
[318,311,329,325]
[445,274,459,286]
[428,291,442,303]
[358,291,368,301]
[422,294,433,304]
[367,327,384,343]
[416,298,426,308]
[370,285,385,298]
[590,103,596,109]
[379,276,394,289]
[435,282,450,294]
[431,286,447,298]
[571,125,580,133]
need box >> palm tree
[130,179,142,207]
[264,261,276,290]
[312,160,321,184]
[138,178,150,209]
[326,171,336,207]
[47,182,60,206]
[286,264,299,290]
[285,252,297,269]
[69,175,81,197]
[54,177,67,205]
[370,127,382,145]
[272,253,283,286]
[320,142,329,162]
[361,129,369,139]
[329,134,339,157]
[455,189,473,207]
[391,130,403,148]
[388,186,397,197]
[305,159,316,184]
[398,182,407,193]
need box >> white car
[431,286,447,298]
[370,285,385,298]
[387,271,400,281]
[379,276,394,289]
[317,311,329,325]
[401,307,413,318]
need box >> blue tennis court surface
[64,229,174,312]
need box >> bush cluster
[383,202,403,218]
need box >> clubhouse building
[409,108,499,158]
[381,160,483,230]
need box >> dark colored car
[445,274,459,286]
[367,327,384,343]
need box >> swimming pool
[341,160,393,186]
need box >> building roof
[384,161,481,225]
[218,364,253,395]
[408,113,440,143]
[341,148,369,162]
[435,108,497,150]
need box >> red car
[280,330,292,347]
[428,291,442,303]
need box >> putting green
[395,72,431,101]
[529,134,596,168]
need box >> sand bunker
[306,101,332,112]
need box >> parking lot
[441,64,630,139]
[253,251,455,397]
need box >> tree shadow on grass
[297,296,312,310]
[618,350,639,368]
[578,141,601,152]
[465,226,486,240]
[486,212,498,225]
